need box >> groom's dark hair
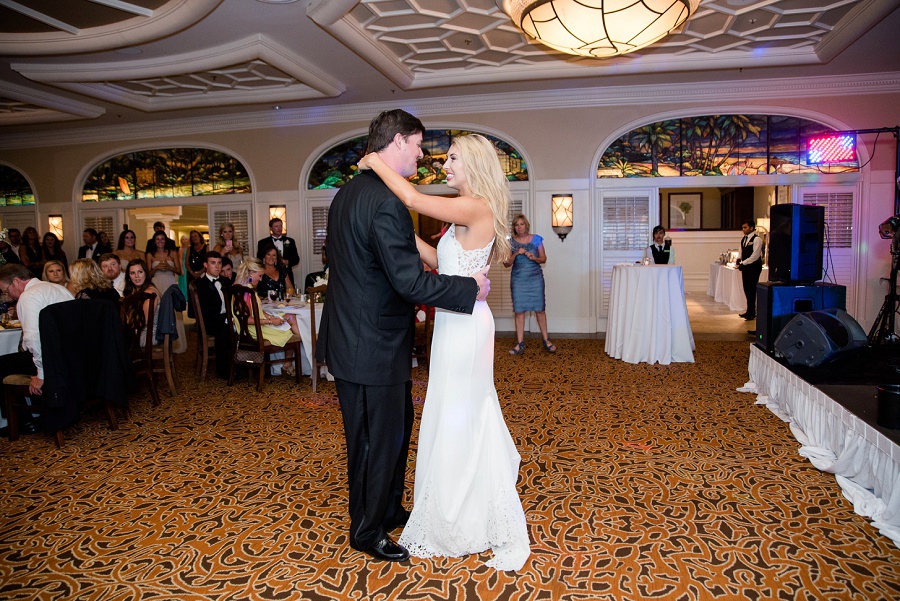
[367,109,425,154]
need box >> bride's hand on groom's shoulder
[357,154,375,171]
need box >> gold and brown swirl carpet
[1,339,898,600]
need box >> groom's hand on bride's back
[474,266,490,302]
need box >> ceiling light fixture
[499,0,699,58]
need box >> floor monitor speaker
[774,308,867,367]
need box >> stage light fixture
[806,134,857,165]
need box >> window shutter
[312,205,328,257]
[800,190,852,249]
[490,191,525,316]
[601,193,651,314]
[83,215,114,239]
[0,211,37,233]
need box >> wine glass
[267,289,277,304]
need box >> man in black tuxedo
[257,218,299,289]
[144,221,177,254]
[737,219,764,320]
[317,109,489,563]
[78,228,110,260]
[0,228,23,265]
[193,251,231,379]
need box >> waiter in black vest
[642,225,675,264]
[737,219,764,320]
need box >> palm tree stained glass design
[598,115,859,178]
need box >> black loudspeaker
[774,309,867,367]
[769,203,825,283]
[756,282,846,352]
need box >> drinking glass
[267,289,277,303]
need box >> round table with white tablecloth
[0,328,22,356]
[605,264,695,365]
[707,263,769,313]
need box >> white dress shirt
[113,272,126,296]
[206,273,226,314]
[271,236,285,255]
[741,233,764,265]
[18,278,74,378]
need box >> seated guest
[123,259,160,348]
[0,264,74,433]
[194,251,232,379]
[69,258,119,303]
[257,243,288,299]
[42,260,69,288]
[220,257,235,285]
[1,228,23,265]
[642,225,675,264]
[304,240,328,293]
[234,257,302,344]
[99,253,126,297]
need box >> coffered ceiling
[0,0,897,132]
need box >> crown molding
[0,71,897,150]
[0,80,105,126]
[815,0,899,63]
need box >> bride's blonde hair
[451,134,510,259]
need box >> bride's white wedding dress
[398,225,530,571]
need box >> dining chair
[188,280,216,382]
[3,375,65,448]
[121,291,162,406]
[226,284,302,392]
[412,305,432,372]
[305,284,328,393]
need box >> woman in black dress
[257,242,287,301]
[185,229,207,317]
[20,226,44,278]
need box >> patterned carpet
[1,338,898,601]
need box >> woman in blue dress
[503,214,555,355]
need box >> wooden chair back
[306,284,328,392]
[412,305,431,371]
[121,291,160,406]
[188,280,216,382]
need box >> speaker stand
[868,258,900,346]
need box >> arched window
[82,148,251,202]
[0,165,35,205]
[598,115,859,178]
[308,129,528,189]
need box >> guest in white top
[99,253,127,297]
[0,264,74,397]
[643,225,675,264]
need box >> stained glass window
[308,130,528,189]
[82,148,251,202]
[0,165,35,205]
[598,115,859,178]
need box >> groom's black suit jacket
[317,170,477,386]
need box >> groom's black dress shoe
[351,536,410,562]
[385,509,411,531]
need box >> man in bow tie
[257,217,299,289]
[193,251,231,379]
[736,220,764,320]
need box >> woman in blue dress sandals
[504,214,556,355]
[358,133,531,571]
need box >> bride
[358,134,530,571]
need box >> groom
[317,109,489,562]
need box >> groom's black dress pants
[335,378,414,548]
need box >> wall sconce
[48,215,64,240]
[551,194,573,241]
[269,205,287,229]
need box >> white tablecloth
[605,264,695,365]
[0,328,22,356]
[265,303,329,379]
[744,345,900,547]
[707,263,769,313]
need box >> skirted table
[605,264,695,365]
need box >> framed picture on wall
[668,193,702,229]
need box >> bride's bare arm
[415,235,438,270]
[359,153,488,226]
